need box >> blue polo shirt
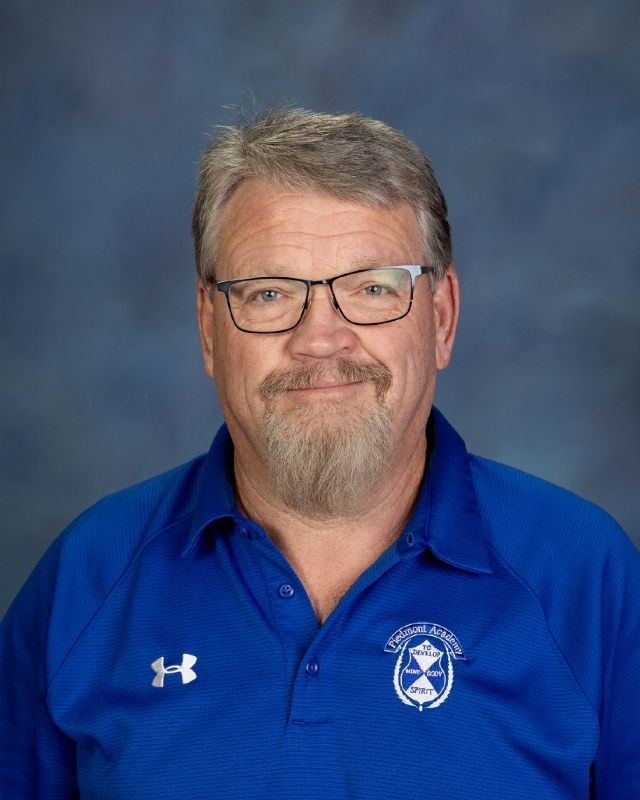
[1,409,639,799]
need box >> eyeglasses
[213,265,434,334]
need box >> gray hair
[192,107,452,283]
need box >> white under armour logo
[150,653,198,687]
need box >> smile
[285,380,365,396]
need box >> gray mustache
[258,358,392,402]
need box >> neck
[233,435,427,623]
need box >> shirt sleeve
[0,543,79,799]
[592,534,640,798]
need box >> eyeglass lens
[226,268,414,332]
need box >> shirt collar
[181,425,241,557]
[182,407,493,574]
[419,407,493,574]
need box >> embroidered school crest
[384,622,466,711]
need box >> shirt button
[278,583,295,598]
[398,531,416,555]
[305,661,320,677]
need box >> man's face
[197,178,458,513]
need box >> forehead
[215,178,422,278]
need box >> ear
[433,265,460,370]
[196,280,217,381]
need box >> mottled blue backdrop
[1,0,638,614]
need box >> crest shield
[385,622,465,711]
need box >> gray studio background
[1,1,638,616]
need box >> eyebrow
[230,257,415,276]
[349,257,413,269]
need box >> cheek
[210,323,243,406]
[383,325,436,407]
[401,348,435,394]
[408,305,438,380]
[213,336,278,410]
[207,308,228,378]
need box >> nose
[286,284,359,361]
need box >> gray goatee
[258,358,393,518]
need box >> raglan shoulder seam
[45,507,196,696]
[484,535,601,753]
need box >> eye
[245,287,284,304]
[257,289,281,303]
[363,283,386,296]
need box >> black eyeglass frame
[212,265,435,334]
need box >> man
[1,108,638,799]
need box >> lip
[285,380,365,397]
